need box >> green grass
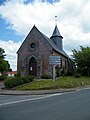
[16,76,90,91]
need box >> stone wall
[17,26,53,78]
[17,26,69,78]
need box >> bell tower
[50,17,63,51]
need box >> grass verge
[16,76,90,91]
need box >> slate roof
[17,25,69,58]
[51,25,63,38]
[39,28,69,58]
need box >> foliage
[0,47,11,73]
[4,77,17,88]
[4,75,34,88]
[0,75,7,81]
[16,76,90,90]
[0,48,6,59]
[72,46,90,76]
[66,71,73,76]
[41,74,52,79]
[28,75,35,81]
[0,60,10,73]
[14,73,21,77]
[74,73,81,78]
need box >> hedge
[4,75,34,88]
[0,75,7,81]
[74,73,81,78]
[41,74,52,79]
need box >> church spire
[51,16,63,38]
[50,23,63,51]
[51,25,63,38]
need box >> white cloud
[0,0,90,69]
[0,40,21,70]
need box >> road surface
[0,89,90,120]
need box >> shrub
[4,75,34,88]
[0,75,7,81]
[27,75,35,82]
[15,77,24,85]
[74,73,81,78]
[19,76,34,83]
[66,71,73,76]
[15,73,21,77]
[41,74,52,79]
[4,77,17,88]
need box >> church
[17,24,74,78]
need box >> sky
[0,0,90,71]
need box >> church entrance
[29,57,37,76]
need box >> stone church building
[17,25,73,78]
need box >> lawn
[16,76,90,90]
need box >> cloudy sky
[0,0,90,71]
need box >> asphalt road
[0,89,90,120]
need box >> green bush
[28,75,35,81]
[0,75,7,81]
[74,73,81,78]
[4,77,17,88]
[14,73,21,77]
[66,71,73,76]
[15,77,24,85]
[4,75,34,88]
[20,76,34,83]
[41,74,52,79]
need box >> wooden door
[29,57,37,76]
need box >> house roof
[7,71,17,75]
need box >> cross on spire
[55,16,58,25]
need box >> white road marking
[0,93,63,107]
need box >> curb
[0,86,90,95]
[0,89,76,95]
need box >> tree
[0,47,11,73]
[72,46,90,76]
[0,47,6,59]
